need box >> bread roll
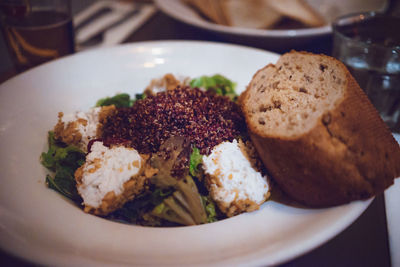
[239,51,400,207]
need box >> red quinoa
[102,86,245,154]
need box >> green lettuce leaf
[135,93,147,101]
[189,147,202,177]
[110,188,173,225]
[201,196,218,223]
[40,131,85,202]
[96,93,134,108]
[95,93,147,108]
[190,74,238,101]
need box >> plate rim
[0,39,281,88]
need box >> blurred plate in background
[155,0,387,48]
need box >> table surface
[0,2,392,267]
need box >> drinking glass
[332,12,400,132]
[0,0,75,72]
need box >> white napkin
[73,1,156,50]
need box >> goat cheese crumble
[202,140,269,216]
[77,141,143,209]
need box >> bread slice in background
[185,0,280,28]
[184,0,325,29]
[184,0,228,25]
[266,0,325,27]
[207,0,229,25]
[220,0,282,29]
[239,51,400,207]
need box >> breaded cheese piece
[75,141,150,215]
[202,139,270,217]
[54,105,115,151]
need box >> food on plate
[240,51,400,207]
[101,85,244,155]
[203,139,270,217]
[184,0,325,29]
[74,141,153,215]
[144,73,190,95]
[41,51,399,227]
[54,105,116,152]
[41,73,271,226]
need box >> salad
[40,74,270,226]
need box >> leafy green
[152,202,167,215]
[201,196,218,223]
[110,188,173,225]
[40,131,85,202]
[135,93,146,101]
[189,147,202,177]
[96,93,134,108]
[95,93,147,108]
[190,74,238,101]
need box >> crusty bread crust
[240,51,400,207]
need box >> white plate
[0,41,372,266]
[155,0,386,42]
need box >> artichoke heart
[152,176,207,225]
[149,136,207,225]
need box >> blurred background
[0,0,394,75]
